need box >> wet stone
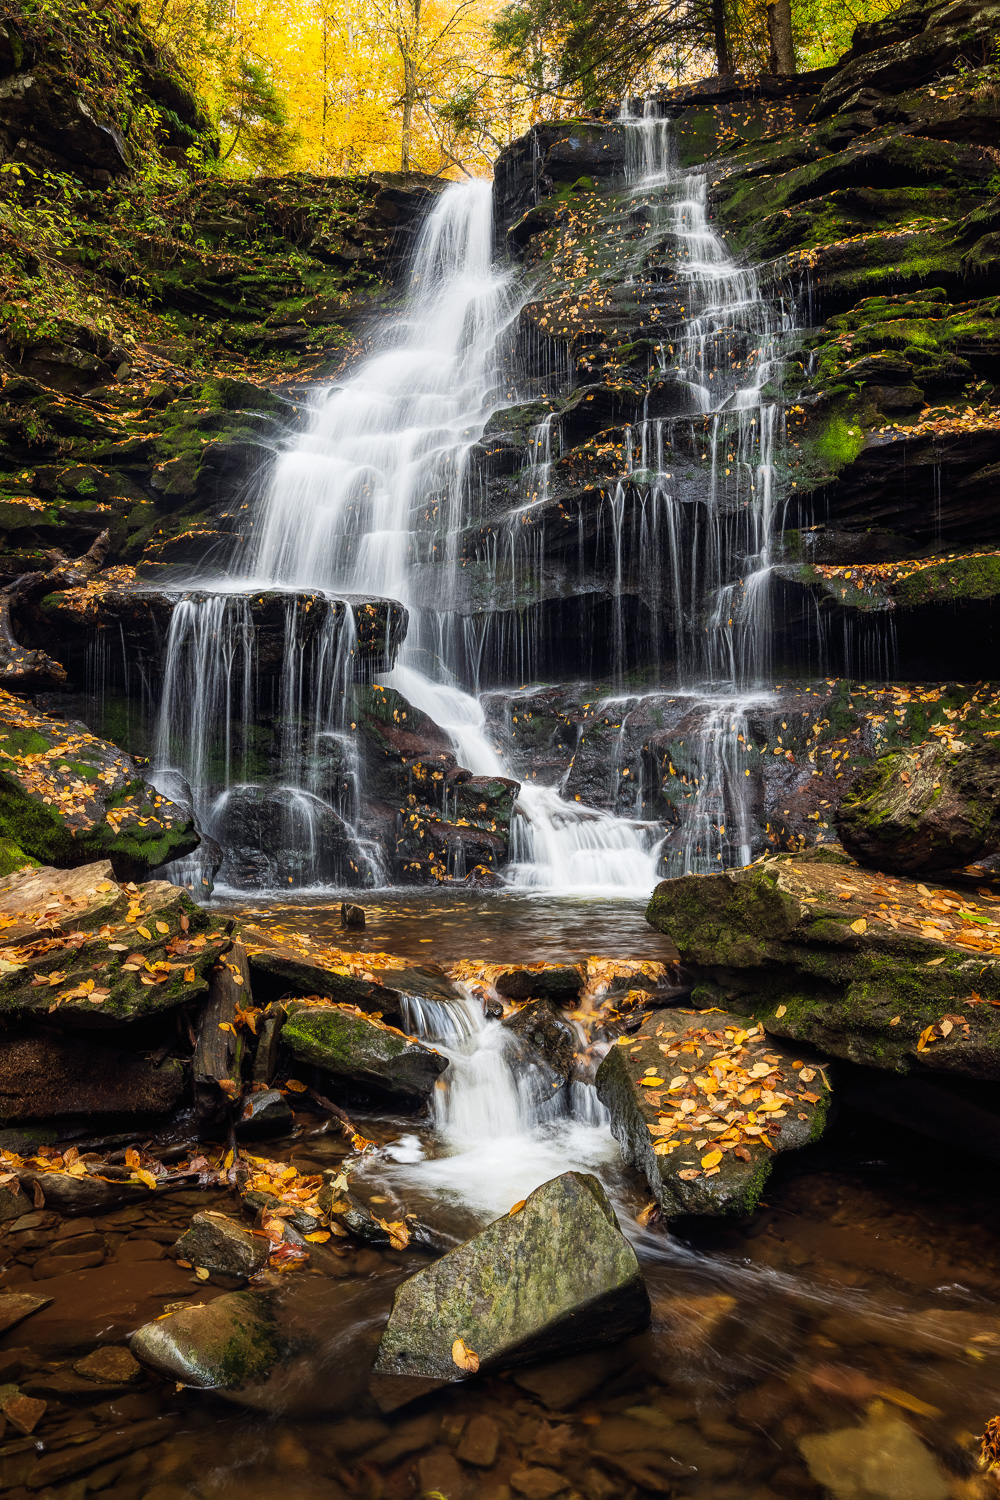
[0,1290,51,1335]
[174,1212,271,1279]
[1,1390,46,1435]
[237,1087,295,1138]
[282,1001,447,1103]
[510,1469,568,1499]
[0,1181,32,1223]
[456,1413,500,1467]
[130,1290,288,1391]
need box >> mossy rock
[282,1001,447,1102]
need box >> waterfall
[148,114,798,891]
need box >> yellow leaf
[285,1079,307,1093]
[889,1015,901,1025]
[451,1337,479,1373]
[136,926,152,940]
[132,1167,158,1190]
[701,1149,723,1169]
[926,956,947,966]
[849,918,867,934]
[639,1076,665,1087]
[184,967,196,982]
[508,1199,526,1216]
[916,1024,939,1051]
[304,1231,331,1243]
[156,921,170,934]
[195,1267,210,1281]
[774,1004,787,1018]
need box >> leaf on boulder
[451,1337,479,1373]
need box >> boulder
[174,1211,271,1279]
[835,740,1000,872]
[646,853,1000,1079]
[281,1001,447,1103]
[236,1088,294,1139]
[0,690,198,878]
[495,964,584,1005]
[596,1011,831,1218]
[0,1177,32,1220]
[371,1171,649,1410]
[0,1033,184,1123]
[0,862,231,1026]
[131,1290,288,1390]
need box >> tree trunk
[712,0,732,74]
[767,0,796,74]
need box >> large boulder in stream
[0,689,198,878]
[596,1010,831,1218]
[835,739,1000,873]
[646,852,1000,1079]
[0,861,230,1025]
[131,1290,288,1390]
[371,1171,649,1410]
[281,999,447,1102]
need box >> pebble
[2,1393,46,1435]
[510,1468,569,1499]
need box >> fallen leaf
[155,922,170,934]
[926,956,947,966]
[639,1076,665,1087]
[136,926,152,941]
[508,1199,526,1216]
[700,1149,722,1169]
[850,918,867,935]
[775,1004,787,1018]
[285,1079,306,1093]
[452,1337,480,1373]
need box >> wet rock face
[596,1011,831,1218]
[0,1034,183,1124]
[835,740,1000,872]
[281,1001,448,1103]
[495,965,584,1005]
[0,690,197,879]
[371,1171,649,1409]
[502,1001,578,1090]
[646,853,1000,1079]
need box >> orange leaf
[452,1337,480,1373]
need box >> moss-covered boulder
[371,1171,649,1410]
[646,854,1000,1078]
[0,690,197,878]
[282,1000,447,1102]
[836,740,1000,872]
[596,1011,831,1218]
[0,859,230,1025]
[131,1291,288,1391]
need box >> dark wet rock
[341,902,365,929]
[0,690,197,878]
[0,1178,32,1221]
[282,1001,447,1103]
[192,938,250,1128]
[14,1168,150,1216]
[0,1290,51,1335]
[251,1002,286,1087]
[495,964,584,1005]
[646,854,1000,1079]
[18,1415,179,1488]
[596,1010,831,1218]
[836,739,1000,872]
[371,1170,649,1410]
[174,1211,271,1279]
[241,1188,322,1238]
[502,1000,578,1091]
[236,1088,294,1139]
[0,1034,184,1124]
[131,1289,287,1390]
[0,861,230,1026]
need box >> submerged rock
[502,999,577,1096]
[799,1407,949,1500]
[0,689,197,878]
[646,853,1000,1079]
[596,1010,831,1218]
[371,1171,649,1410]
[174,1211,271,1279]
[282,1001,447,1102]
[836,739,1000,872]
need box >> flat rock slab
[596,1011,831,1218]
[371,1171,649,1410]
[282,1001,447,1102]
[245,931,467,1028]
[0,1290,51,1336]
[0,860,230,1025]
[646,853,1000,1078]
